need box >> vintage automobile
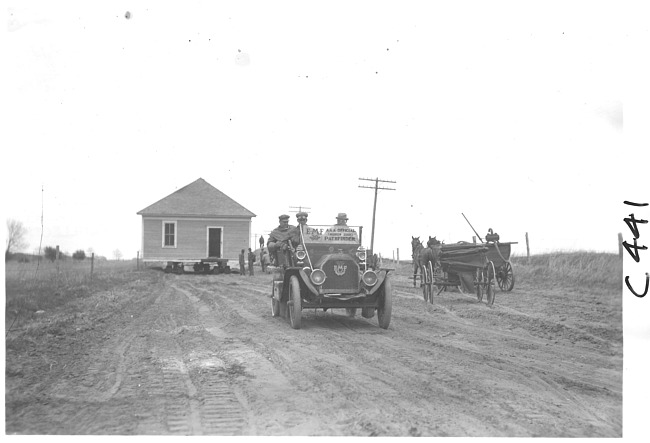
[269,223,392,330]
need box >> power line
[289,206,311,214]
[358,177,396,253]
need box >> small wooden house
[137,178,255,268]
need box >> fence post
[56,245,60,272]
[472,236,476,244]
[397,248,400,265]
[618,233,623,258]
[525,232,530,263]
[137,251,140,270]
[91,253,94,280]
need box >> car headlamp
[356,246,367,261]
[310,268,326,286]
[362,270,378,286]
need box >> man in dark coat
[248,247,255,276]
[239,249,246,276]
[267,214,299,267]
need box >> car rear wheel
[377,275,393,329]
[271,298,280,317]
[288,276,302,329]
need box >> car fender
[367,269,390,295]
[282,268,319,299]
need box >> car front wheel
[377,275,393,329]
[288,276,302,329]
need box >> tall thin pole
[371,178,379,250]
[359,177,396,254]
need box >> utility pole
[358,177,396,254]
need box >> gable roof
[137,178,256,218]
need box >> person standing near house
[259,235,264,251]
[248,247,255,276]
[239,249,246,276]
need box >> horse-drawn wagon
[413,228,516,307]
[269,221,393,329]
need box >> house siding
[141,217,250,261]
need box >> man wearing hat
[267,214,299,267]
[330,212,359,242]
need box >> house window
[163,221,177,248]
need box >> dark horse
[411,236,442,296]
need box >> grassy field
[4,259,154,332]
[5,251,622,333]
[510,252,622,289]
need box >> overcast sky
[3,0,643,260]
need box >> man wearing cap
[336,213,349,226]
[296,211,309,228]
[267,214,299,267]
[293,211,311,242]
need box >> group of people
[238,246,271,276]
[238,211,352,274]
[266,211,350,267]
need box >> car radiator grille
[320,257,359,294]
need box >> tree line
[6,218,119,262]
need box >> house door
[208,228,222,258]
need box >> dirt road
[5,266,622,436]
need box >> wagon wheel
[486,262,497,307]
[475,268,484,302]
[421,265,430,303]
[377,275,393,329]
[496,262,515,291]
[288,276,302,329]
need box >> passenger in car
[296,211,309,230]
[336,213,348,226]
[326,213,359,242]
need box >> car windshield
[300,225,361,245]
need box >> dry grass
[511,251,622,289]
[4,259,151,324]
[388,251,622,290]
[5,251,622,332]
